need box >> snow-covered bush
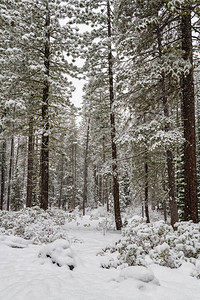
[149,242,181,268]
[0,207,69,244]
[38,239,75,270]
[173,221,200,260]
[191,261,200,279]
[100,217,200,270]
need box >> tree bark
[107,0,122,230]
[83,121,90,216]
[58,154,64,209]
[0,141,6,210]
[157,28,179,227]
[72,142,77,209]
[7,136,14,211]
[26,117,34,207]
[144,161,150,223]
[181,8,198,223]
[40,2,50,210]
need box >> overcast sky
[71,77,85,108]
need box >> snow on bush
[67,205,115,231]
[38,239,75,270]
[149,242,181,268]
[191,260,200,279]
[0,207,69,244]
[100,217,200,272]
[173,221,200,260]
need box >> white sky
[71,78,85,108]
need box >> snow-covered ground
[0,219,199,300]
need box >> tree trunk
[105,181,109,212]
[58,154,64,209]
[107,0,122,230]
[144,161,150,223]
[15,137,20,171]
[72,142,77,209]
[83,121,90,216]
[157,28,179,227]
[0,141,6,210]
[163,200,167,222]
[26,117,34,207]
[7,136,14,211]
[40,2,50,210]
[181,8,198,223]
[94,165,99,203]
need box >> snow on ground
[0,220,200,300]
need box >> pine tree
[181,3,198,223]
[114,0,184,225]
[74,0,122,229]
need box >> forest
[1,1,200,299]
[0,0,200,230]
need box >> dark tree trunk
[157,28,179,227]
[144,161,150,223]
[181,8,198,223]
[142,204,144,218]
[99,175,103,204]
[83,122,90,216]
[107,0,122,230]
[72,142,77,209]
[0,141,6,210]
[26,118,34,207]
[58,154,64,209]
[94,165,99,203]
[40,2,50,210]
[163,200,167,222]
[7,136,14,211]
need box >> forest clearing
[0,207,199,300]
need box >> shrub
[0,207,69,244]
[100,217,200,271]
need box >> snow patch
[0,235,31,248]
[119,266,159,285]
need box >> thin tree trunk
[181,8,198,223]
[72,142,77,209]
[7,136,14,211]
[58,154,64,209]
[105,181,109,212]
[142,204,144,218]
[26,117,34,207]
[83,122,90,216]
[144,161,150,223]
[15,137,20,171]
[163,200,167,222]
[107,0,122,230]
[157,28,179,227]
[40,2,50,210]
[0,141,6,210]
[94,165,99,203]
[58,172,63,209]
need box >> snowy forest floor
[0,214,200,300]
